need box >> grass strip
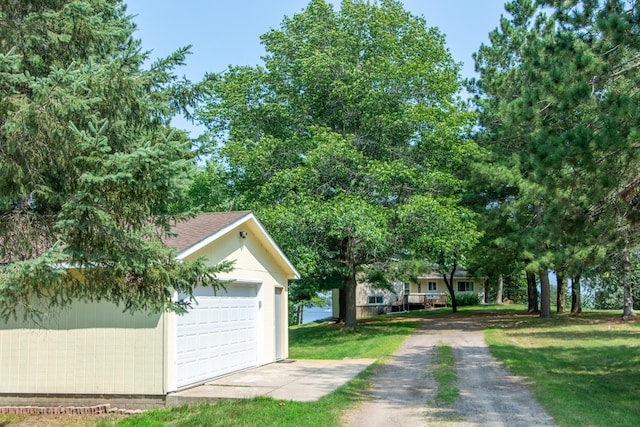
[432,343,459,405]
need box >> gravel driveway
[343,315,556,427]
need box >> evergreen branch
[589,53,640,89]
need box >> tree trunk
[623,284,634,317]
[341,235,358,328]
[443,263,458,313]
[484,278,491,304]
[445,282,457,313]
[297,305,304,325]
[527,271,539,313]
[622,246,635,317]
[534,205,550,318]
[496,274,504,304]
[556,272,566,313]
[539,269,551,318]
[343,273,358,328]
[571,274,582,314]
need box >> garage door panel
[176,285,258,388]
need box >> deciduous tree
[201,0,477,327]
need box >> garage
[0,211,299,404]
[176,284,259,388]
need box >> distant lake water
[303,306,333,324]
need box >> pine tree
[472,0,640,317]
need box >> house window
[367,295,383,305]
[428,282,437,291]
[418,283,422,293]
[457,282,474,292]
[404,283,410,294]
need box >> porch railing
[404,293,448,307]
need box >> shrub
[456,293,481,306]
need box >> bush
[594,286,640,310]
[455,293,481,306]
[594,286,624,310]
[502,273,529,304]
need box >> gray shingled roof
[420,270,472,279]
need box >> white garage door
[176,285,258,388]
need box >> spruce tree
[0,0,226,320]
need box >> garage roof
[164,211,252,253]
[164,211,300,280]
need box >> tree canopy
[0,0,227,320]
[200,0,479,326]
[471,0,640,316]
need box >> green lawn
[289,318,417,359]
[485,312,640,427]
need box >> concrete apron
[166,359,376,405]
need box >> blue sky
[126,0,508,134]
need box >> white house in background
[407,270,483,309]
[332,270,483,319]
[0,211,299,406]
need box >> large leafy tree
[0,0,227,320]
[201,0,477,327]
[175,159,234,213]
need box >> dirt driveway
[343,315,556,427]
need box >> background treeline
[1,0,637,324]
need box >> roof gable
[163,211,251,253]
[164,211,299,280]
